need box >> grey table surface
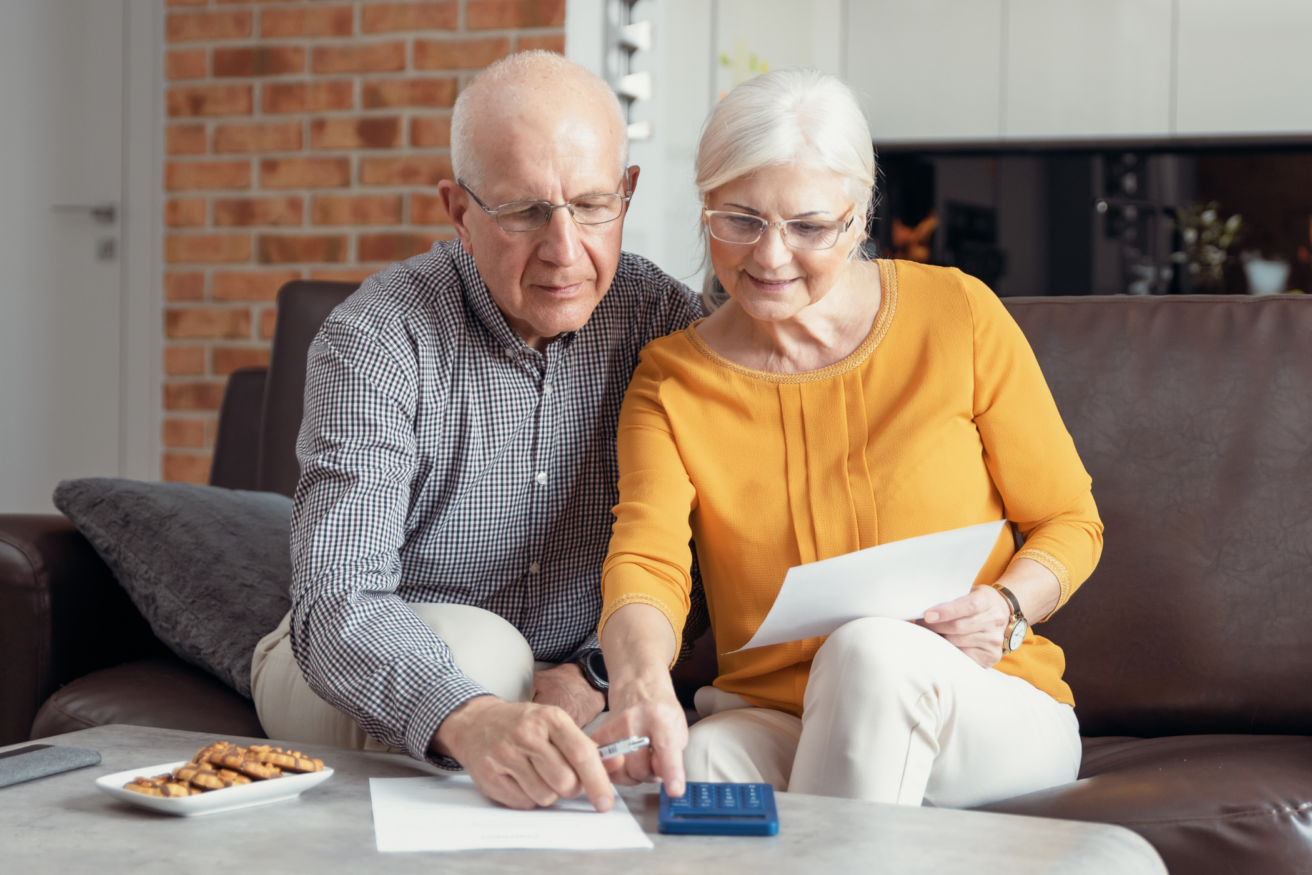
[1,725,1165,875]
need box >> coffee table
[2,725,1165,874]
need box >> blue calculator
[658,782,779,836]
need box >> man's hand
[532,662,605,728]
[432,696,614,812]
[920,585,1011,668]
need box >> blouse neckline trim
[684,259,899,384]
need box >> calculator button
[669,791,691,808]
[694,784,715,808]
[718,785,740,808]
[743,786,764,809]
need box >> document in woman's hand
[731,520,1007,652]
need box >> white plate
[96,760,334,817]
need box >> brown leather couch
[4,284,1311,873]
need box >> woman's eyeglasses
[459,179,631,232]
[703,208,856,251]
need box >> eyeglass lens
[497,194,626,231]
[707,213,845,250]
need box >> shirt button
[535,471,548,486]
[529,562,541,575]
[543,382,553,395]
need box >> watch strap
[990,584,1023,620]
[990,584,1027,654]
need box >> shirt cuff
[1013,547,1072,621]
[564,633,601,665]
[403,676,496,770]
[597,592,684,669]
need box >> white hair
[695,69,876,309]
[450,50,629,192]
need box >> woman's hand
[921,557,1062,668]
[596,603,690,798]
[920,585,1011,668]
[591,685,689,797]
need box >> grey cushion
[52,478,292,698]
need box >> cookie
[123,775,170,796]
[173,761,249,790]
[160,780,202,797]
[124,774,198,797]
[193,742,237,766]
[247,744,324,773]
[215,768,253,786]
[214,747,283,781]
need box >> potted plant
[1173,202,1243,293]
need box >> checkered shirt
[288,240,707,767]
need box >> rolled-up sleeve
[289,319,490,767]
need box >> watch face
[1008,619,1029,652]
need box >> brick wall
[162,0,566,483]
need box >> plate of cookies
[96,741,333,816]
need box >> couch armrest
[0,514,167,745]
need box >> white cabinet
[1176,0,1312,135]
[838,0,1312,143]
[845,0,1004,142]
[1004,0,1174,139]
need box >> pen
[596,735,651,759]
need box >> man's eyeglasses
[703,208,856,251]
[459,178,631,232]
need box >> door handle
[52,203,117,224]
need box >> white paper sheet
[369,775,654,853]
[730,520,1007,652]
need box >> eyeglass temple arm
[457,179,498,215]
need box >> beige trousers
[685,617,1082,809]
[250,603,544,751]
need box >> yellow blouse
[599,260,1102,714]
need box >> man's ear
[626,165,641,199]
[438,178,475,256]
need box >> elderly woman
[592,69,1101,808]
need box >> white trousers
[250,603,545,750]
[685,617,1082,808]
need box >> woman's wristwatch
[990,584,1029,654]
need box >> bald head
[437,51,639,354]
[451,51,629,193]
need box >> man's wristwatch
[576,650,609,693]
[991,584,1029,654]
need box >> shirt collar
[451,244,577,358]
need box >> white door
[0,1,127,512]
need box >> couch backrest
[224,282,1312,737]
[255,280,359,497]
[1006,295,1312,737]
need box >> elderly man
[249,52,703,812]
